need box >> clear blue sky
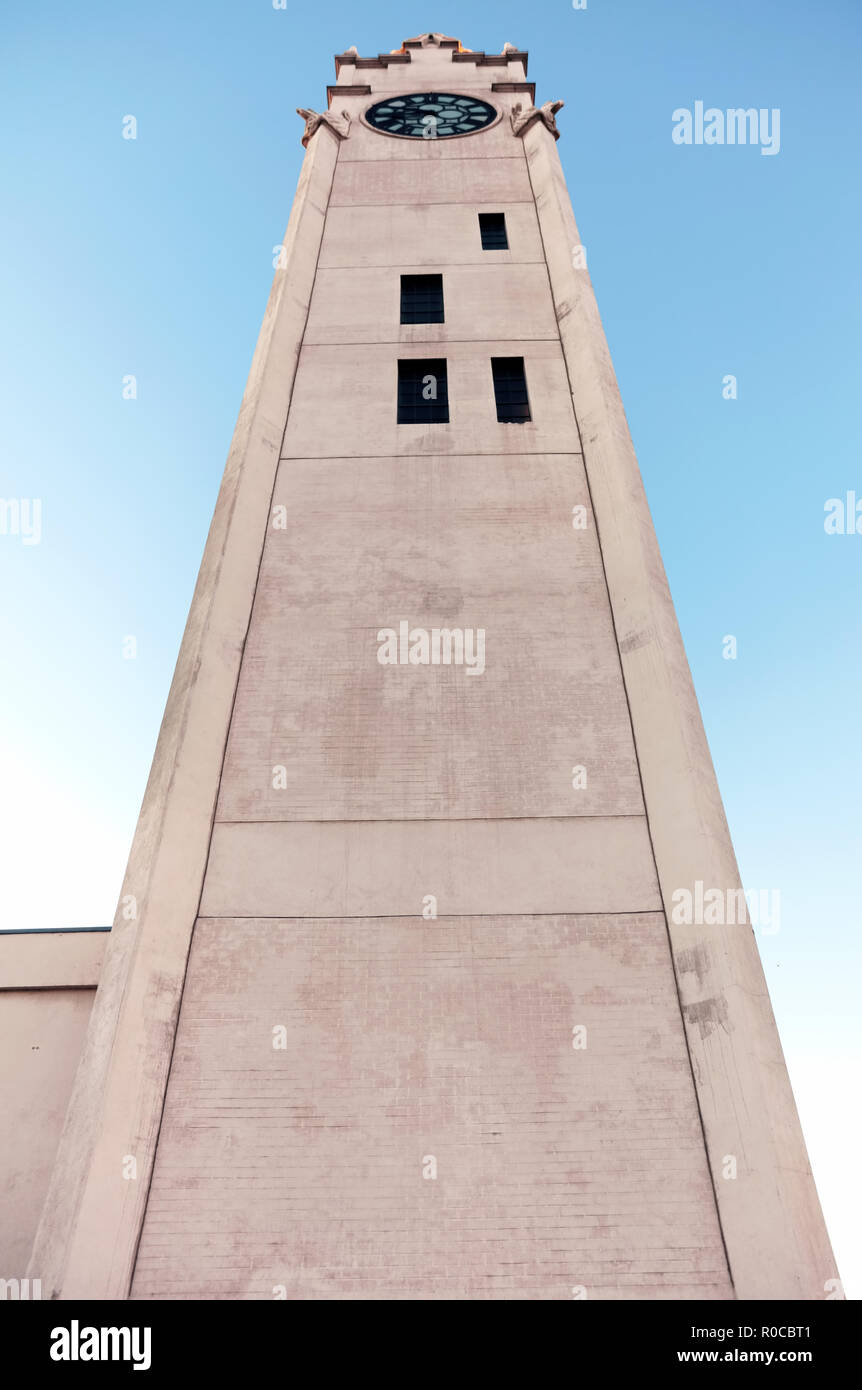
[1,0,859,1295]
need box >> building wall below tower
[0,930,106,1278]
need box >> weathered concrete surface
[131,915,731,1301]
[1,991,96,1277]
[30,32,837,1301]
[281,340,579,458]
[200,817,661,919]
[0,930,105,1276]
[329,155,531,208]
[217,451,642,822]
[305,263,557,344]
[0,928,105,989]
[26,116,342,1302]
[520,118,839,1297]
[319,202,544,268]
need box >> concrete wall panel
[319,203,544,269]
[200,818,661,919]
[132,915,731,1301]
[0,985,96,1276]
[217,451,643,822]
[522,113,839,1300]
[282,341,580,459]
[330,156,532,208]
[26,99,344,1304]
[0,930,106,990]
[304,264,557,345]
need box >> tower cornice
[334,37,528,79]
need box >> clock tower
[31,32,838,1301]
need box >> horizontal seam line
[278,449,583,459]
[195,909,665,921]
[336,156,526,165]
[276,453,584,463]
[330,199,535,208]
[212,814,649,826]
[302,336,560,345]
[318,261,545,269]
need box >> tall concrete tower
[31,32,837,1301]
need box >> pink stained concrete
[216,451,643,824]
[131,44,732,1300]
[132,916,731,1301]
[0,930,105,1275]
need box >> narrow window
[491,357,531,423]
[400,274,444,324]
[397,359,449,424]
[479,212,508,250]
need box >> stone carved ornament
[296,108,351,148]
[510,99,564,140]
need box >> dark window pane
[491,357,531,423]
[479,212,508,250]
[397,359,449,424]
[400,274,445,324]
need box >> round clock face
[365,93,497,139]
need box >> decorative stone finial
[402,32,461,47]
[296,107,351,149]
[511,99,564,140]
